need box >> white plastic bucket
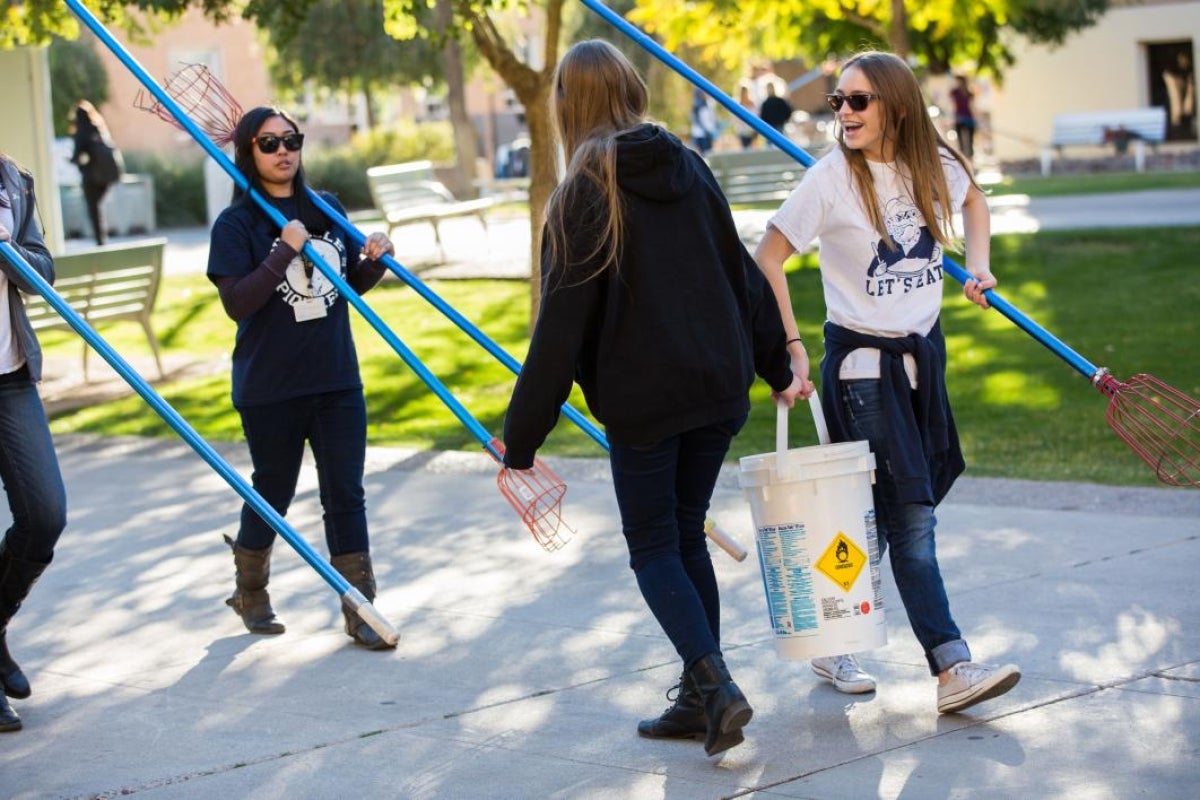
[738,396,887,660]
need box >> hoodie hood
[615,123,698,203]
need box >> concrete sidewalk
[2,434,1198,799]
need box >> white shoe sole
[938,666,1021,713]
[811,662,877,694]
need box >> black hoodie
[502,124,792,468]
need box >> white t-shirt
[0,181,19,374]
[768,147,970,384]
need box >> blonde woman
[501,40,803,757]
[754,51,1020,714]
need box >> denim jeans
[840,380,970,675]
[608,415,746,670]
[0,367,67,565]
[236,389,369,556]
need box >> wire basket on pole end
[133,63,243,146]
[1095,370,1200,488]
[491,440,575,552]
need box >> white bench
[705,149,808,206]
[1041,107,1167,175]
[365,161,494,262]
[26,239,167,381]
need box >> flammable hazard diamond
[815,532,867,592]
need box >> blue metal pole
[578,0,1103,382]
[304,191,611,450]
[0,241,401,642]
[64,0,500,457]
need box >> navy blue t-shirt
[207,193,364,408]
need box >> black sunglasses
[825,93,881,113]
[255,132,305,154]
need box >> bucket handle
[776,393,833,473]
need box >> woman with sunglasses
[207,107,396,650]
[754,51,1021,714]
[0,153,69,732]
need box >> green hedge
[125,120,456,227]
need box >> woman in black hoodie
[501,40,805,757]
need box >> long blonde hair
[838,51,979,250]
[545,40,648,280]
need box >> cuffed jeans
[608,415,746,670]
[0,366,67,565]
[840,379,970,675]
[236,389,369,556]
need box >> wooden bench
[1041,107,1167,174]
[365,161,495,262]
[705,149,808,206]
[26,239,167,381]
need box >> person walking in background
[949,75,977,162]
[206,106,396,651]
[753,51,1021,714]
[0,153,69,733]
[69,101,122,246]
[733,82,759,150]
[500,40,803,758]
[758,81,794,138]
[689,87,719,155]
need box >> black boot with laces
[637,671,705,740]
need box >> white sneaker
[811,654,877,694]
[937,661,1021,713]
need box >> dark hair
[230,106,328,234]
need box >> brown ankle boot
[224,535,285,635]
[330,552,394,651]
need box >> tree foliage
[48,35,110,137]
[261,0,441,129]
[628,0,1108,79]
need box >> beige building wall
[0,47,64,252]
[990,1,1199,161]
[87,9,274,155]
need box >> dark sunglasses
[826,93,881,113]
[255,132,305,154]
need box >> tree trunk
[888,0,910,60]
[467,0,563,326]
[437,0,477,198]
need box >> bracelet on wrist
[786,337,804,346]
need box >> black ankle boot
[688,652,753,757]
[637,671,705,740]
[0,541,51,700]
[224,535,285,635]
[0,692,20,732]
[331,552,395,651]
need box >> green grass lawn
[983,169,1200,197]
[44,225,1200,488]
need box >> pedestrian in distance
[689,87,719,155]
[758,80,794,136]
[0,153,70,733]
[206,106,396,650]
[949,75,977,162]
[69,100,123,246]
[499,40,804,757]
[753,50,1021,714]
[733,82,759,150]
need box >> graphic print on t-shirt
[276,233,345,308]
[866,195,942,280]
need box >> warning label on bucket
[756,523,818,635]
[815,532,866,591]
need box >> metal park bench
[365,161,495,262]
[26,238,167,381]
[1041,107,1168,174]
[705,149,807,206]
